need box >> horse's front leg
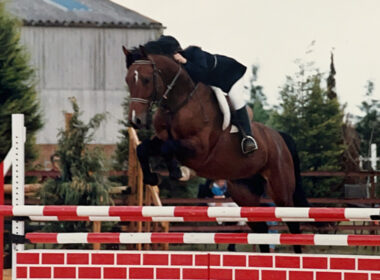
[160,140,184,180]
[136,137,163,185]
[136,137,184,185]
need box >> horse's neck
[162,74,195,113]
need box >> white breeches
[228,72,249,110]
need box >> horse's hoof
[143,173,160,185]
[306,221,334,233]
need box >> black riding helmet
[144,35,182,55]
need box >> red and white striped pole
[0,205,378,222]
[25,232,380,247]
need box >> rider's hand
[173,53,187,64]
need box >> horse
[122,47,310,253]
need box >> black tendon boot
[233,107,258,154]
[166,158,183,180]
[161,141,183,180]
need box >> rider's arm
[176,46,214,83]
[173,53,187,64]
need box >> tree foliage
[355,80,380,169]
[247,65,273,125]
[272,60,345,197]
[0,2,42,165]
[40,98,111,205]
[113,96,130,172]
[39,98,113,235]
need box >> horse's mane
[126,40,176,69]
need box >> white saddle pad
[212,87,238,133]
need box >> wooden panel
[36,89,125,144]
[19,26,160,144]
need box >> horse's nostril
[136,118,141,125]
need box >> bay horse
[123,47,309,253]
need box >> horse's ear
[122,45,129,56]
[139,45,148,58]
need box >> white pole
[11,114,25,280]
[371,144,377,170]
[370,144,377,184]
[359,155,363,170]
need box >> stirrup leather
[241,136,258,154]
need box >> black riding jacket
[181,46,247,93]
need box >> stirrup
[241,136,258,154]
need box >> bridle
[129,57,197,114]
[129,58,181,111]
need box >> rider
[143,35,258,154]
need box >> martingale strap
[162,66,182,99]
[167,84,200,114]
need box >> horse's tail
[278,131,310,207]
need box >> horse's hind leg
[247,221,269,252]
[268,175,303,254]
[228,177,270,253]
[286,222,302,254]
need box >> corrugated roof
[6,0,163,29]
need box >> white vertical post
[371,144,377,183]
[371,144,377,170]
[11,114,25,280]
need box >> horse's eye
[141,77,150,85]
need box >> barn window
[44,0,89,11]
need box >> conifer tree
[39,98,112,235]
[0,2,42,165]
[113,97,130,172]
[326,53,337,100]
[247,65,273,125]
[356,81,380,169]
[272,60,345,197]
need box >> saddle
[211,87,238,133]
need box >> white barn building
[7,0,163,166]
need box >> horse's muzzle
[129,120,141,129]
[129,109,151,129]
[129,117,150,130]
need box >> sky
[112,0,380,118]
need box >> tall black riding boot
[233,107,258,154]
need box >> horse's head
[122,46,157,128]
[122,46,192,129]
